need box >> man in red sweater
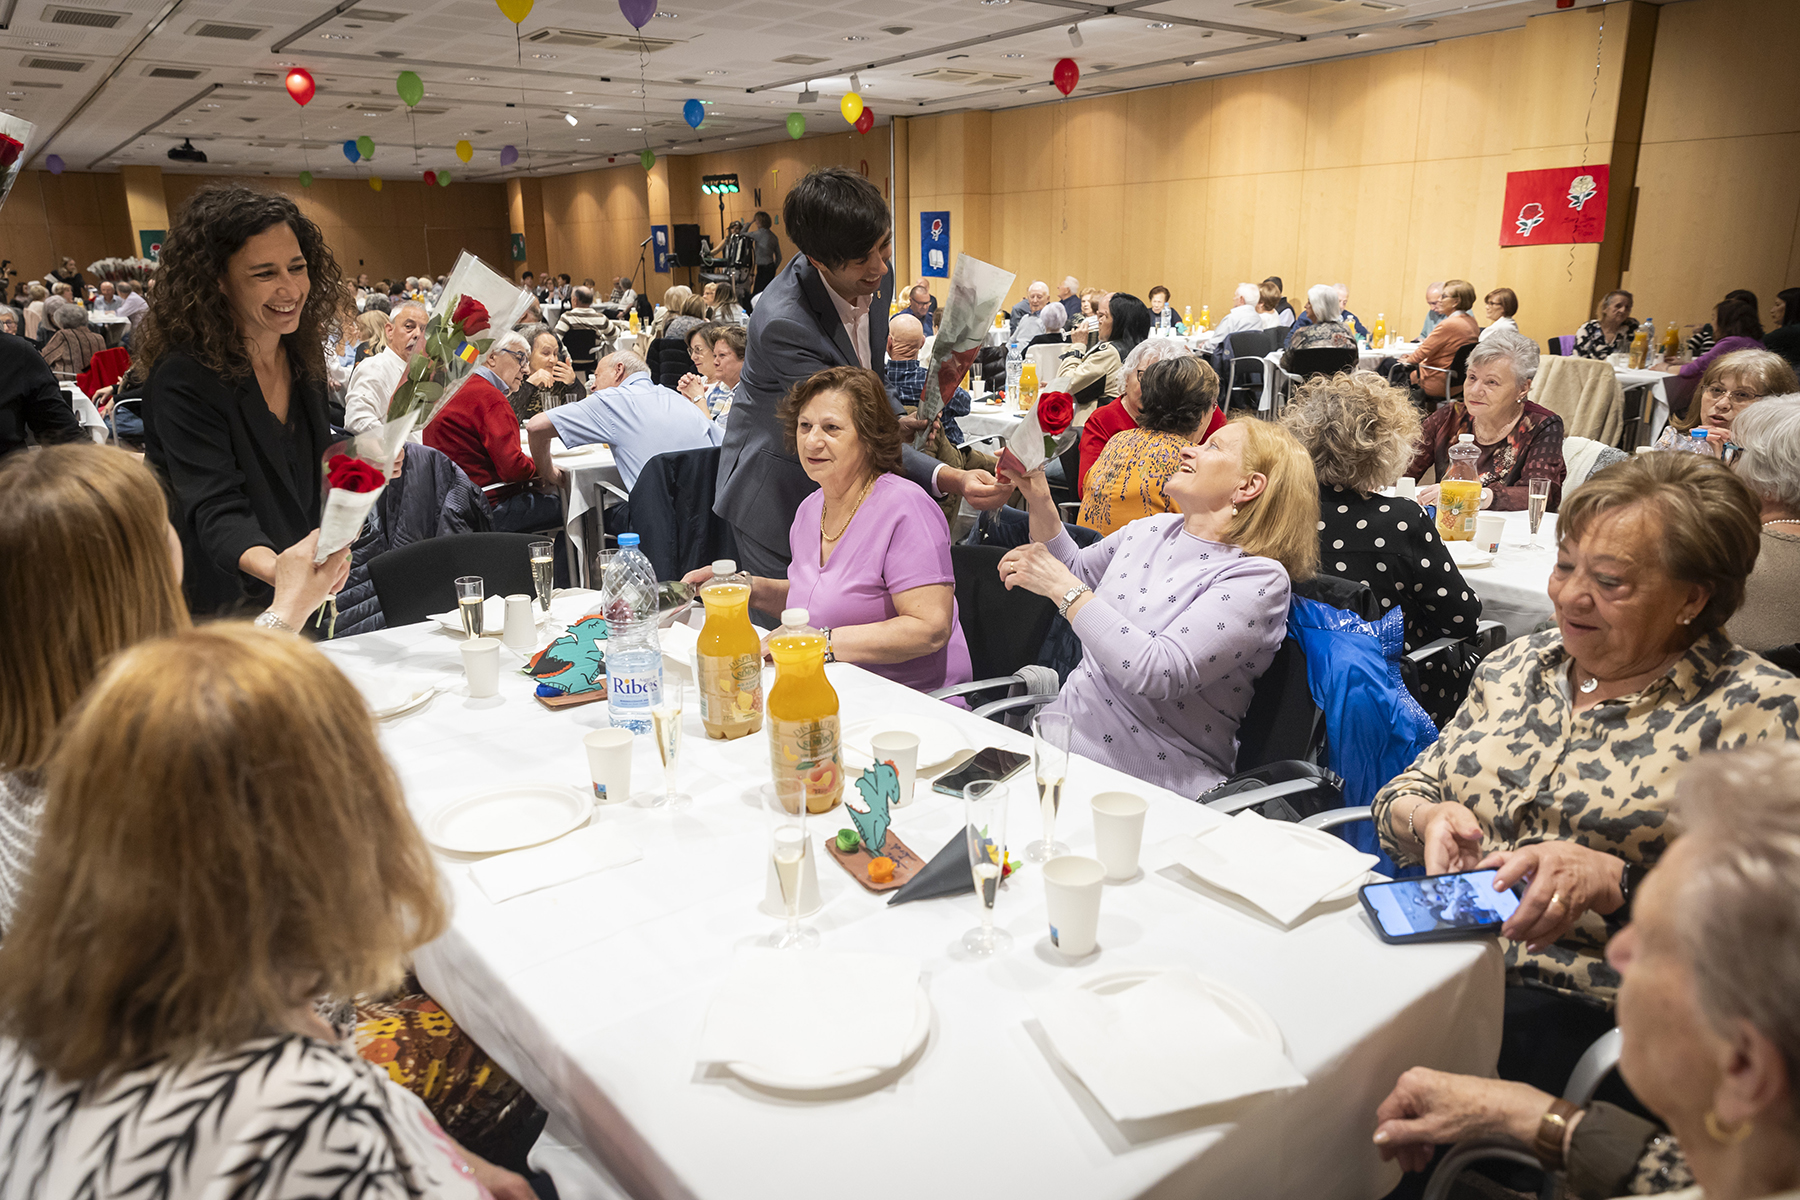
[423,330,562,532]
[1078,339,1226,495]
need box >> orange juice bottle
[697,559,763,740]
[1628,327,1649,369]
[1017,360,1039,411]
[1661,323,1682,362]
[766,607,842,814]
[1199,304,1212,331]
[1437,434,1481,542]
[1372,313,1387,347]
[627,308,640,334]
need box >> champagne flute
[1025,711,1072,863]
[529,540,556,615]
[454,576,485,639]
[963,779,1014,956]
[1527,476,1552,549]
[764,778,818,949]
[650,677,690,809]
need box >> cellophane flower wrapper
[995,387,1078,478]
[0,114,38,215]
[382,250,532,455]
[313,435,389,563]
[913,252,1016,449]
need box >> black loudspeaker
[670,224,702,267]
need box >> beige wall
[1622,0,1800,335]
[903,2,1664,345]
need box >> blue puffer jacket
[332,443,490,637]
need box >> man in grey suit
[714,167,1008,577]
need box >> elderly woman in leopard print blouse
[1372,453,1800,1099]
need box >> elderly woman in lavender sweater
[998,417,1320,796]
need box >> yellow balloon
[840,92,863,125]
[369,176,383,192]
[495,0,533,22]
[455,139,474,163]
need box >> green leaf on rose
[407,353,431,382]
[471,337,493,353]
[413,381,444,402]
[1044,434,1056,459]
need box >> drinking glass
[650,677,691,809]
[963,779,1014,956]
[1527,477,1553,549]
[529,540,556,614]
[764,778,818,949]
[454,576,485,639]
[1025,711,1072,863]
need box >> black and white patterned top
[0,771,44,940]
[0,1034,489,1200]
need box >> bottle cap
[781,608,809,627]
[711,559,736,575]
[1457,433,1475,443]
[1692,428,1708,438]
[618,532,640,547]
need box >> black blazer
[144,349,329,615]
[0,332,81,458]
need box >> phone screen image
[1363,871,1521,939]
[934,747,1031,796]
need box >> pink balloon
[619,0,655,29]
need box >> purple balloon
[45,154,64,175]
[619,0,655,29]
[500,144,519,167]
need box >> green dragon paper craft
[848,762,901,854]
[526,615,608,695]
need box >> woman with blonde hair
[1284,371,1481,723]
[352,307,388,365]
[1653,348,1798,461]
[0,626,527,1198]
[651,284,693,340]
[998,417,1319,796]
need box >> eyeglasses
[1702,384,1762,407]
[497,349,528,366]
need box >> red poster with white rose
[1498,165,1610,246]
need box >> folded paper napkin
[1163,810,1378,925]
[341,666,439,717]
[466,824,643,903]
[1030,969,1306,1122]
[696,949,921,1080]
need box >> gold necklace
[821,475,875,542]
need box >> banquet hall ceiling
[1,0,1627,180]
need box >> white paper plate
[1445,541,1496,569]
[1080,970,1283,1051]
[429,595,550,633]
[373,685,439,720]
[727,986,932,1091]
[843,715,967,773]
[423,784,592,855]
[1279,820,1380,902]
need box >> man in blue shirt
[526,350,721,496]
[884,313,968,444]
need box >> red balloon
[423,170,437,186]
[284,67,316,107]
[1053,57,1079,97]
[854,107,874,135]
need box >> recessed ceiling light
[361,111,378,116]
[654,9,677,16]
[705,69,726,75]
[980,0,1009,6]
[627,126,643,132]
[1146,21,1173,29]
[5,91,23,98]
[578,137,590,141]
[724,136,736,141]
[563,112,578,125]
[25,41,60,48]
[466,76,488,82]
[843,34,866,41]
[1002,52,1024,58]
[532,53,557,59]
[319,32,351,39]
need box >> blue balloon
[343,139,360,164]
[683,98,704,129]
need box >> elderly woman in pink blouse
[997,418,1320,797]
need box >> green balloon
[437,169,451,187]
[298,170,313,188]
[396,70,423,108]
[356,135,374,160]
[786,112,805,140]
[640,148,655,171]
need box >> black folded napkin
[886,827,974,905]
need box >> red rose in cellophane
[1035,390,1075,436]
[0,136,22,170]
[452,295,491,337]
[326,453,385,494]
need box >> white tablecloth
[1257,344,1419,411]
[1464,510,1558,641]
[1610,366,1670,445]
[523,430,622,585]
[961,398,1025,443]
[319,621,1503,1200]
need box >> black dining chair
[367,532,540,628]
[1283,346,1360,381]
[1222,330,1275,414]
[561,326,600,376]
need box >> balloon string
[639,41,652,158]
[1570,14,1605,287]
[517,27,533,171]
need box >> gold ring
[1548,892,1565,909]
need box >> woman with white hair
[1410,329,1566,512]
[421,329,561,532]
[1023,298,1067,349]
[1727,395,1800,652]
[39,303,103,379]
[1287,284,1359,352]
[21,283,47,341]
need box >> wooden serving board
[534,682,608,710]
[826,830,925,893]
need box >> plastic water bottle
[1005,341,1023,405]
[1682,428,1711,453]
[605,532,663,734]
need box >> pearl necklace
[1764,519,1800,529]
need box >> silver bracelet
[253,611,295,633]
[1407,798,1434,845]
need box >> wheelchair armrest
[1298,806,1373,832]
[971,693,1057,722]
[1422,1138,1547,1200]
[1406,636,1461,663]
[1564,1027,1623,1106]
[1202,777,1325,816]
[928,675,1021,702]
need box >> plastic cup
[459,637,501,698]
[1475,512,1506,554]
[1090,791,1149,881]
[583,728,635,804]
[1043,855,1106,958]
[1394,477,1417,502]
[502,594,537,650]
[871,730,920,807]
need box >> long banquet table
[321,615,1503,1200]
[1463,510,1558,641]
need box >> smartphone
[1359,870,1522,944]
[933,747,1031,797]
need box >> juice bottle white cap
[781,607,809,627]
[1457,433,1475,443]
[711,559,736,575]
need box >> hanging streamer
[1569,15,1606,285]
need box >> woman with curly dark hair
[141,184,348,614]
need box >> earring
[1705,1111,1754,1145]
[1679,616,1693,626]
[1231,504,1240,517]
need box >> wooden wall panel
[0,170,133,284]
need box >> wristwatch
[1057,585,1090,617]
[253,611,295,634]
[1533,1098,1581,1168]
